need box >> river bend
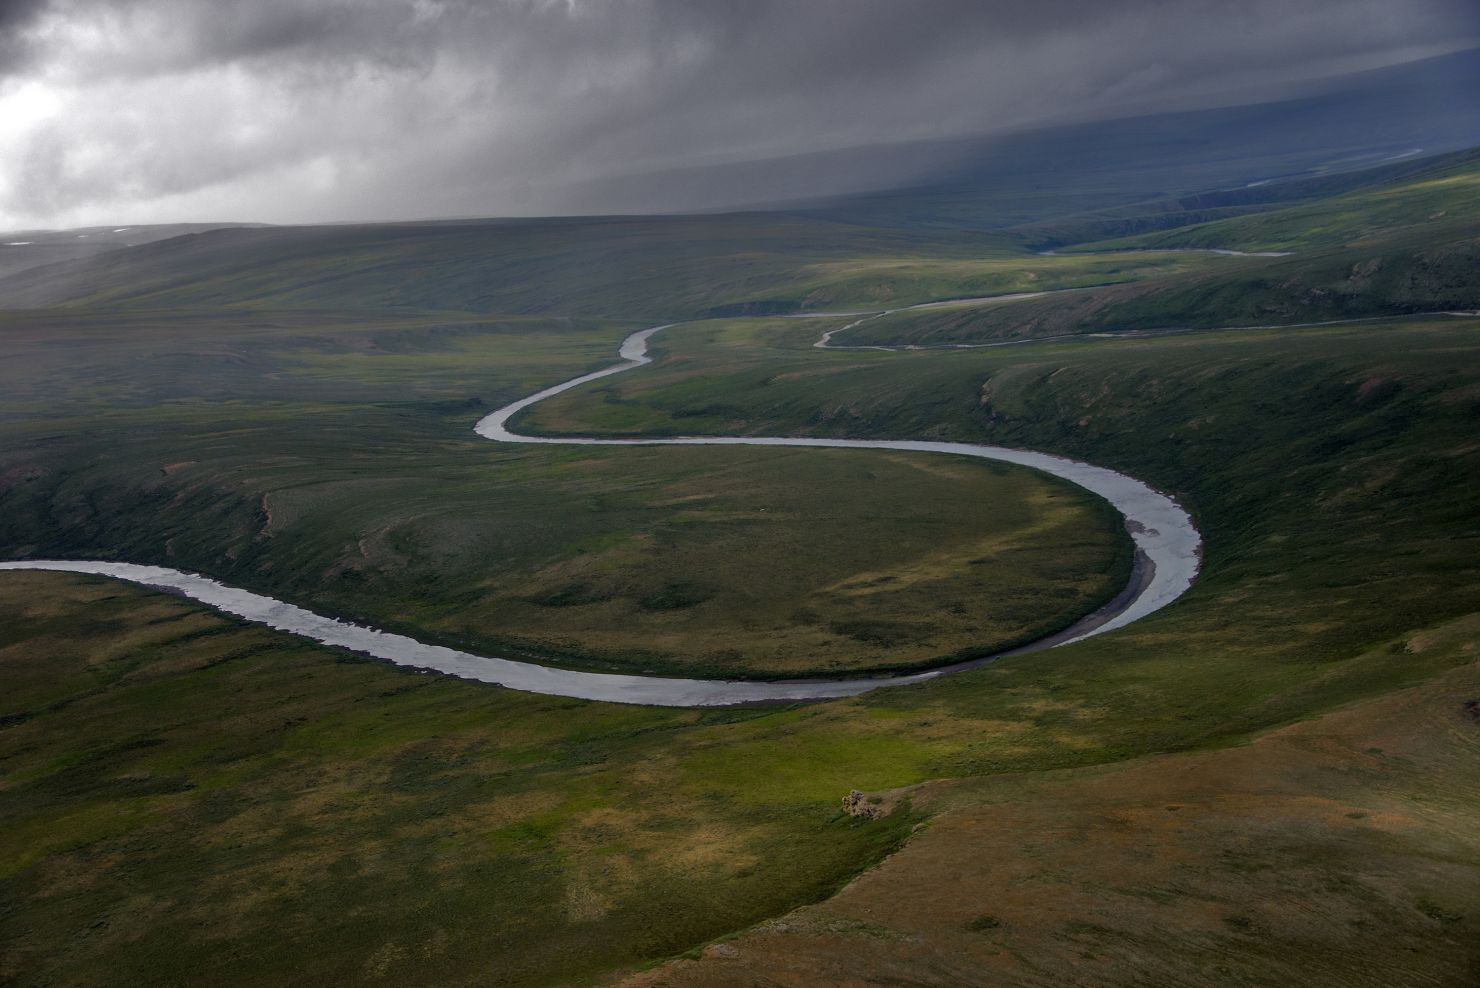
[1,322,1202,706]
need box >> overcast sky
[1,0,1477,229]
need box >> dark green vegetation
[0,213,1232,320]
[1011,144,1480,249]
[0,224,262,279]
[0,309,1124,678]
[4,132,1480,985]
[523,313,1480,744]
[6,310,1480,985]
[0,573,921,986]
[844,150,1480,347]
[1092,147,1480,253]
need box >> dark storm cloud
[0,0,47,34]
[1,0,1477,226]
[0,0,51,73]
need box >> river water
[1,323,1202,706]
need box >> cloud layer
[1,0,1477,227]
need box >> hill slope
[843,149,1480,346]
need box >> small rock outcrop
[842,789,880,819]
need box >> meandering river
[0,320,1202,707]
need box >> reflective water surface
[2,324,1201,706]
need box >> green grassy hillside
[1083,148,1480,253]
[6,312,1480,985]
[6,145,1476,351]
[0,572,923,987]
[522,315,1480,684]
[845,238,1479,345]
[0,308,1126,679]
[1012,146,1480,249]
[804,48,1480,234]
[0,214,1241,323]
[0,216,988,318]
[841,152,1480,347]
[3,123,1480,986]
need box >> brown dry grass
[618,615,1480,988]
